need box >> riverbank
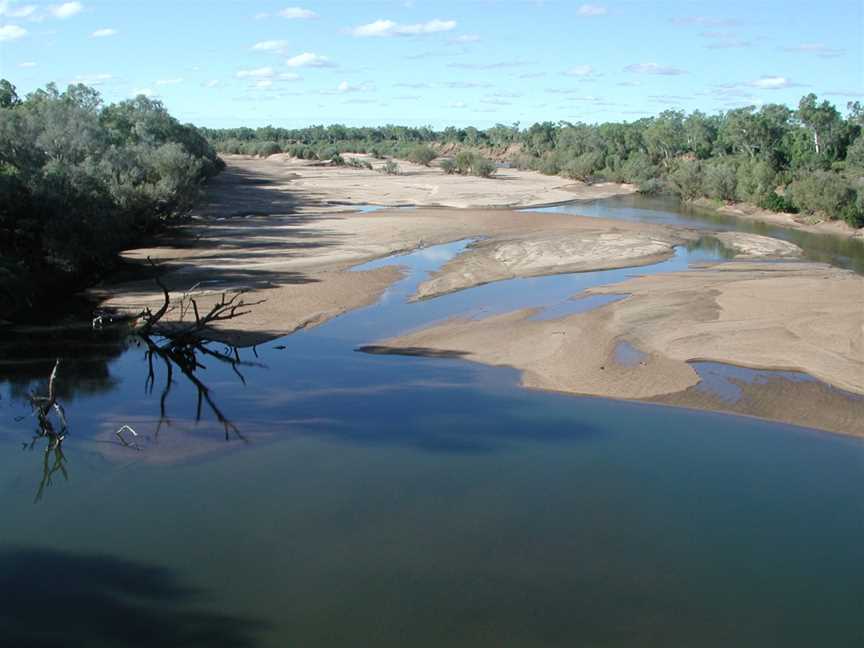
[95,157,667,345]
[692,197,864,241]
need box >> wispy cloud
[563,64,594,77]
[18,60,36,67]
[782,43,845,58]
[91,27,116,37]
[443,80,491,88]
[349,18,456,37]
[395,82,431,89]
[252,39,289,53]
[748,75,801,90]
[278,7,317,19]
[155,78,183,86]
[74,72,112,85]
[50,1,82,19]
[624,62,687,75]
[448,33,480,44]
[203,79,221,88]
[701,31,750,49]
[576,4,607,16]
[0,23,26,40]
[236,66,274,78]
[0,3,37,18]
[285,52,334,67]
[671,16,738,27]
[449,101,467,108]
[448,59,534,70]
[322,80,374,94]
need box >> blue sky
[1,0,861,128]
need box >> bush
[670,160,703,200]
[787,171,859,223]
[408,145,437,166]
[536,155,561,176]
[440,158,457,174]
[757,192,797,213]
[471,157,497,178]
[455,150,477,174]
[736,158,777,203]
[637,178,666,195]
[256,141,281,157]
[702,160,738,201]
[562,152,603,181]
[381,160,400,175]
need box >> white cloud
[91,27,116,37]
[155,78,183,86]
[448,33,479,44]
[748,76,796,89]
[203,79,221,88]
[449,101,467,108]
[563,64,594,77]
[624,62,687,75]
[285,52,333,67]
[278,7,317,19]
[0,23,26,40]
[252,39,289,53]
[277,72,301,81]
[782,43,844,58]
[50,1,82,19]
[74,72,112,85]
[444,80,491,88]
[671,16,737,27]
[350,18,456,37]
[255,79,273,88]
[236,67,274,78]
[18,60,36,67]
[0,3,36,18]
[449,59,533,70]
[576,4,607,16]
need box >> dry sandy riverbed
[369,261,864,437]
[98,156,653,344]
[99,156,862,436]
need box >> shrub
[455,150,477,174]
[637,178,666,195]
[736,158,777,203]
[536,155,561,176]
[440,158,457,174]
[330,153,346,166]
[670,160,703,200]
[407,145,437,166]
[562,152,603,181]
[256,141,281,157]
[471,157,497,178]
[757,192,797,213]
[702,160,738,201]
[381,160,400,175]
[787,171,858,223]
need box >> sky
[1,0,861,129]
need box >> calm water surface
[1,196,862,647]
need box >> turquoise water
[1,198,863,647]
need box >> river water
[0,195,862,647]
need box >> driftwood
[25,359,69,502]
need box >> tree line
[0,80,223,321]
[204,94,864,227]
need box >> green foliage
[455,150,477,174]
[670,160,703,200]
[787,171,862,225]
[407,145,437,166]
[471,157,497,178]
[0,79,221,320]
[757,192,797,213]
[439,158,457,174]
[256,141,281,157]
[562,152,603,181]
[702,159,738,201]
[381,160,400,175]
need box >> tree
[0,79,20,108]
[407,144,436,166]
[798,93,842,158]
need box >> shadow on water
[0,547,266,648]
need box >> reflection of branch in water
[24,358,70,502]
[140,335,262,443]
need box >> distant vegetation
[0,79,222,321]
[204,94,864,227]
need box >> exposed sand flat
[228,154,636,210]
[369,262,864,436]
[98,157,666,344]
[713,232,802,258]
[412,231,688,301]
